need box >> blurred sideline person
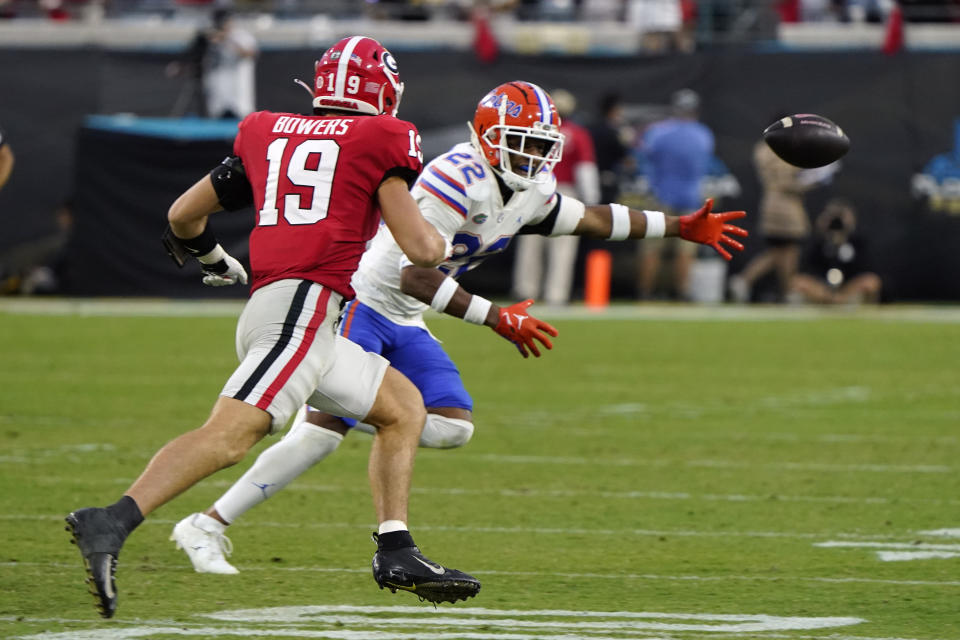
[511,88,599,306]
[167,8,258,118]
[728,121,834,303]
[170,80,749,575]
[788,198,881,305]
[626,0,692,53]
[635,88,714,300]
[0,198,73,295]
[590,92,632,204]
[204,9,258,119]
[0,128,73,296]
[0,124,13,192]
[65,36,480,620]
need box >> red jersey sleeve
[351,115,424,189]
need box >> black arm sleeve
[381,166,420,189]
[210,155,254,211]
[517,195,564,236]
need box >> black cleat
[65,508,126,618]
[371,532,481,604]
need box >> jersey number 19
[258,138,340,226]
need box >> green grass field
[1,300,958,640]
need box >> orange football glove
[492,299,558,358]
[678,198,749,260]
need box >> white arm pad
[608,203,631,241]
[463,295,492,325]
[430,276,460,313]
[643,210,666,238]
[549,195,586,236]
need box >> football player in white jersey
[171,81,748,575]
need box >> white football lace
[209,530,234,557]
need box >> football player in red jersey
[167,81,749,581]
[65,36,479,619]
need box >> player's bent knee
[203,396,272,465]
[365,367,427,431]
[420,414,474,449]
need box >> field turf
[0,300,958,639]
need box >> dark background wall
[1,47,959,300]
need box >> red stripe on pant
[256,286,332,410]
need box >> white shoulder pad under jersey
[352,142,570,325]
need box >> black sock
[105,495,144,534]
[377,530,415,551]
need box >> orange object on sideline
[584,249,612,309]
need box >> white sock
[213,421,343,524]
[378,519,408,534]
[193,512,226,534]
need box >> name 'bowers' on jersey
[272,115,353,137]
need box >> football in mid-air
[762,114,850,168]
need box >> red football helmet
[470,81,565,191]
[311,36,404,116]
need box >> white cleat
[170,513,239,574]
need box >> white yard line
[816,541,960,551]
[463,454,953,473]
[5,605,867,639]
[5,561,960,588]
[3,299,960,323]
[5,511,957,543]
[14,473,960,507]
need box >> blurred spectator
[589,92,632,205]
[581,0,625,21]
[167,8,257,118]
[635,89,714,300]
[0,198,73,295]
[882,1,904,53]
[900,0,960,22]
[471,0,501,63]
[366,0,431,20]
[40,0,71,20]
[0,124,13,192]
[799,0,847,21]
[788,198,882,304]
[203,9,257,118]
[626,0,694,53]
[728,119,836,303]
[511,88,600,306]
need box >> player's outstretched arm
[378,177,449,268]
[400,266,558,358]
[572,197,748,260]
[165,175,248,286]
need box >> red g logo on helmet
[312,36,404,117]
[470,81,565,191]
